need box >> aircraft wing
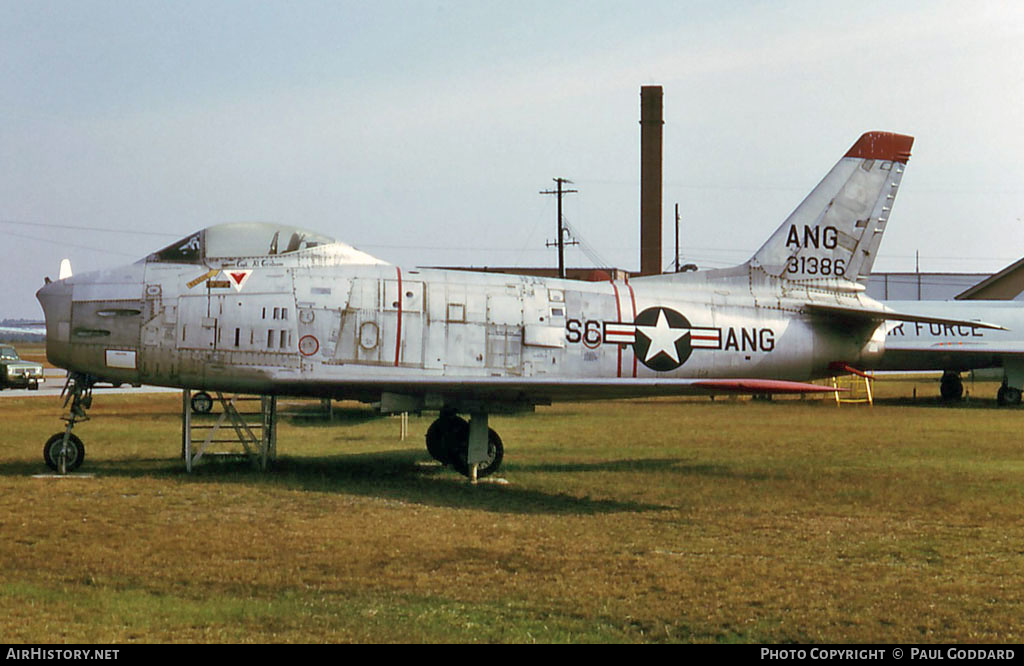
[803,303,1007,331]
[874,339,1024,374]
[880,340,1024,356]
[876,340,1024,364]
[275,376,836,405]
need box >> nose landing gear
[43,373,94,473]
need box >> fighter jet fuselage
[38,250,888,409]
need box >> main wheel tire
[451,428,504,479]
[940,371,963,402]
[425,414,469,465]
[191,391,214,414]
[43,433,86,473]
[997,385,1022,406]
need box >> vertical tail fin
[749,131,913,286]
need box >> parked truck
[0,344,44,390]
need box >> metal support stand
[182,389,277,471]
[260,395,277,470]
[831,374,874,407]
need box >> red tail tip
[845,131,914,163]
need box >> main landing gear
[940,369,1023,406]
[997,382,1022,407]
[43,373,94,473]
[940,371,964,402]
[425,408,504,480]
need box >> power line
[0,219,177,237]
[560,217,612,269]
[6,228,140,258]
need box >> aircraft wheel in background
[939,371,963,402]
[997,385,1022,407]
[190,391,214,414]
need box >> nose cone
[37,278,74,369]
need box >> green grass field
[1,378,1022,643]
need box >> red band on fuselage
[625,281,638,378]
[610,281,623,378]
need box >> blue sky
[2,0,1022,318]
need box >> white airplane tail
[747,131,913,287]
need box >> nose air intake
[36,263,147,380]
[36,278,73,369]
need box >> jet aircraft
[860,254,1024,403]
[35,131,1002,478]
[876,300,1024,404]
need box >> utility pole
[674,203,680,273]
[541,177,578,279]
[916,250,921,300]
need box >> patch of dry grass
[1,382,1022,643]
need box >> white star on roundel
[635,309,689,364]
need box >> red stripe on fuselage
[625,279,637,378]
[610,280,623,378]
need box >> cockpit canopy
[148,223,337,264]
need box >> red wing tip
[694,379,836,394]
[845,131,914,163]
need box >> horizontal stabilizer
[804,303,1007,331]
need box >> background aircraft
[876,300,1024,404]
[35,131,1000,478]
[858,254,1024,404]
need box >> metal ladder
[831,371,874,407]
[181,389,277,471]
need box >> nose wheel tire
[43,433,86,473]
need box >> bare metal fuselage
[37,256,883,407]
